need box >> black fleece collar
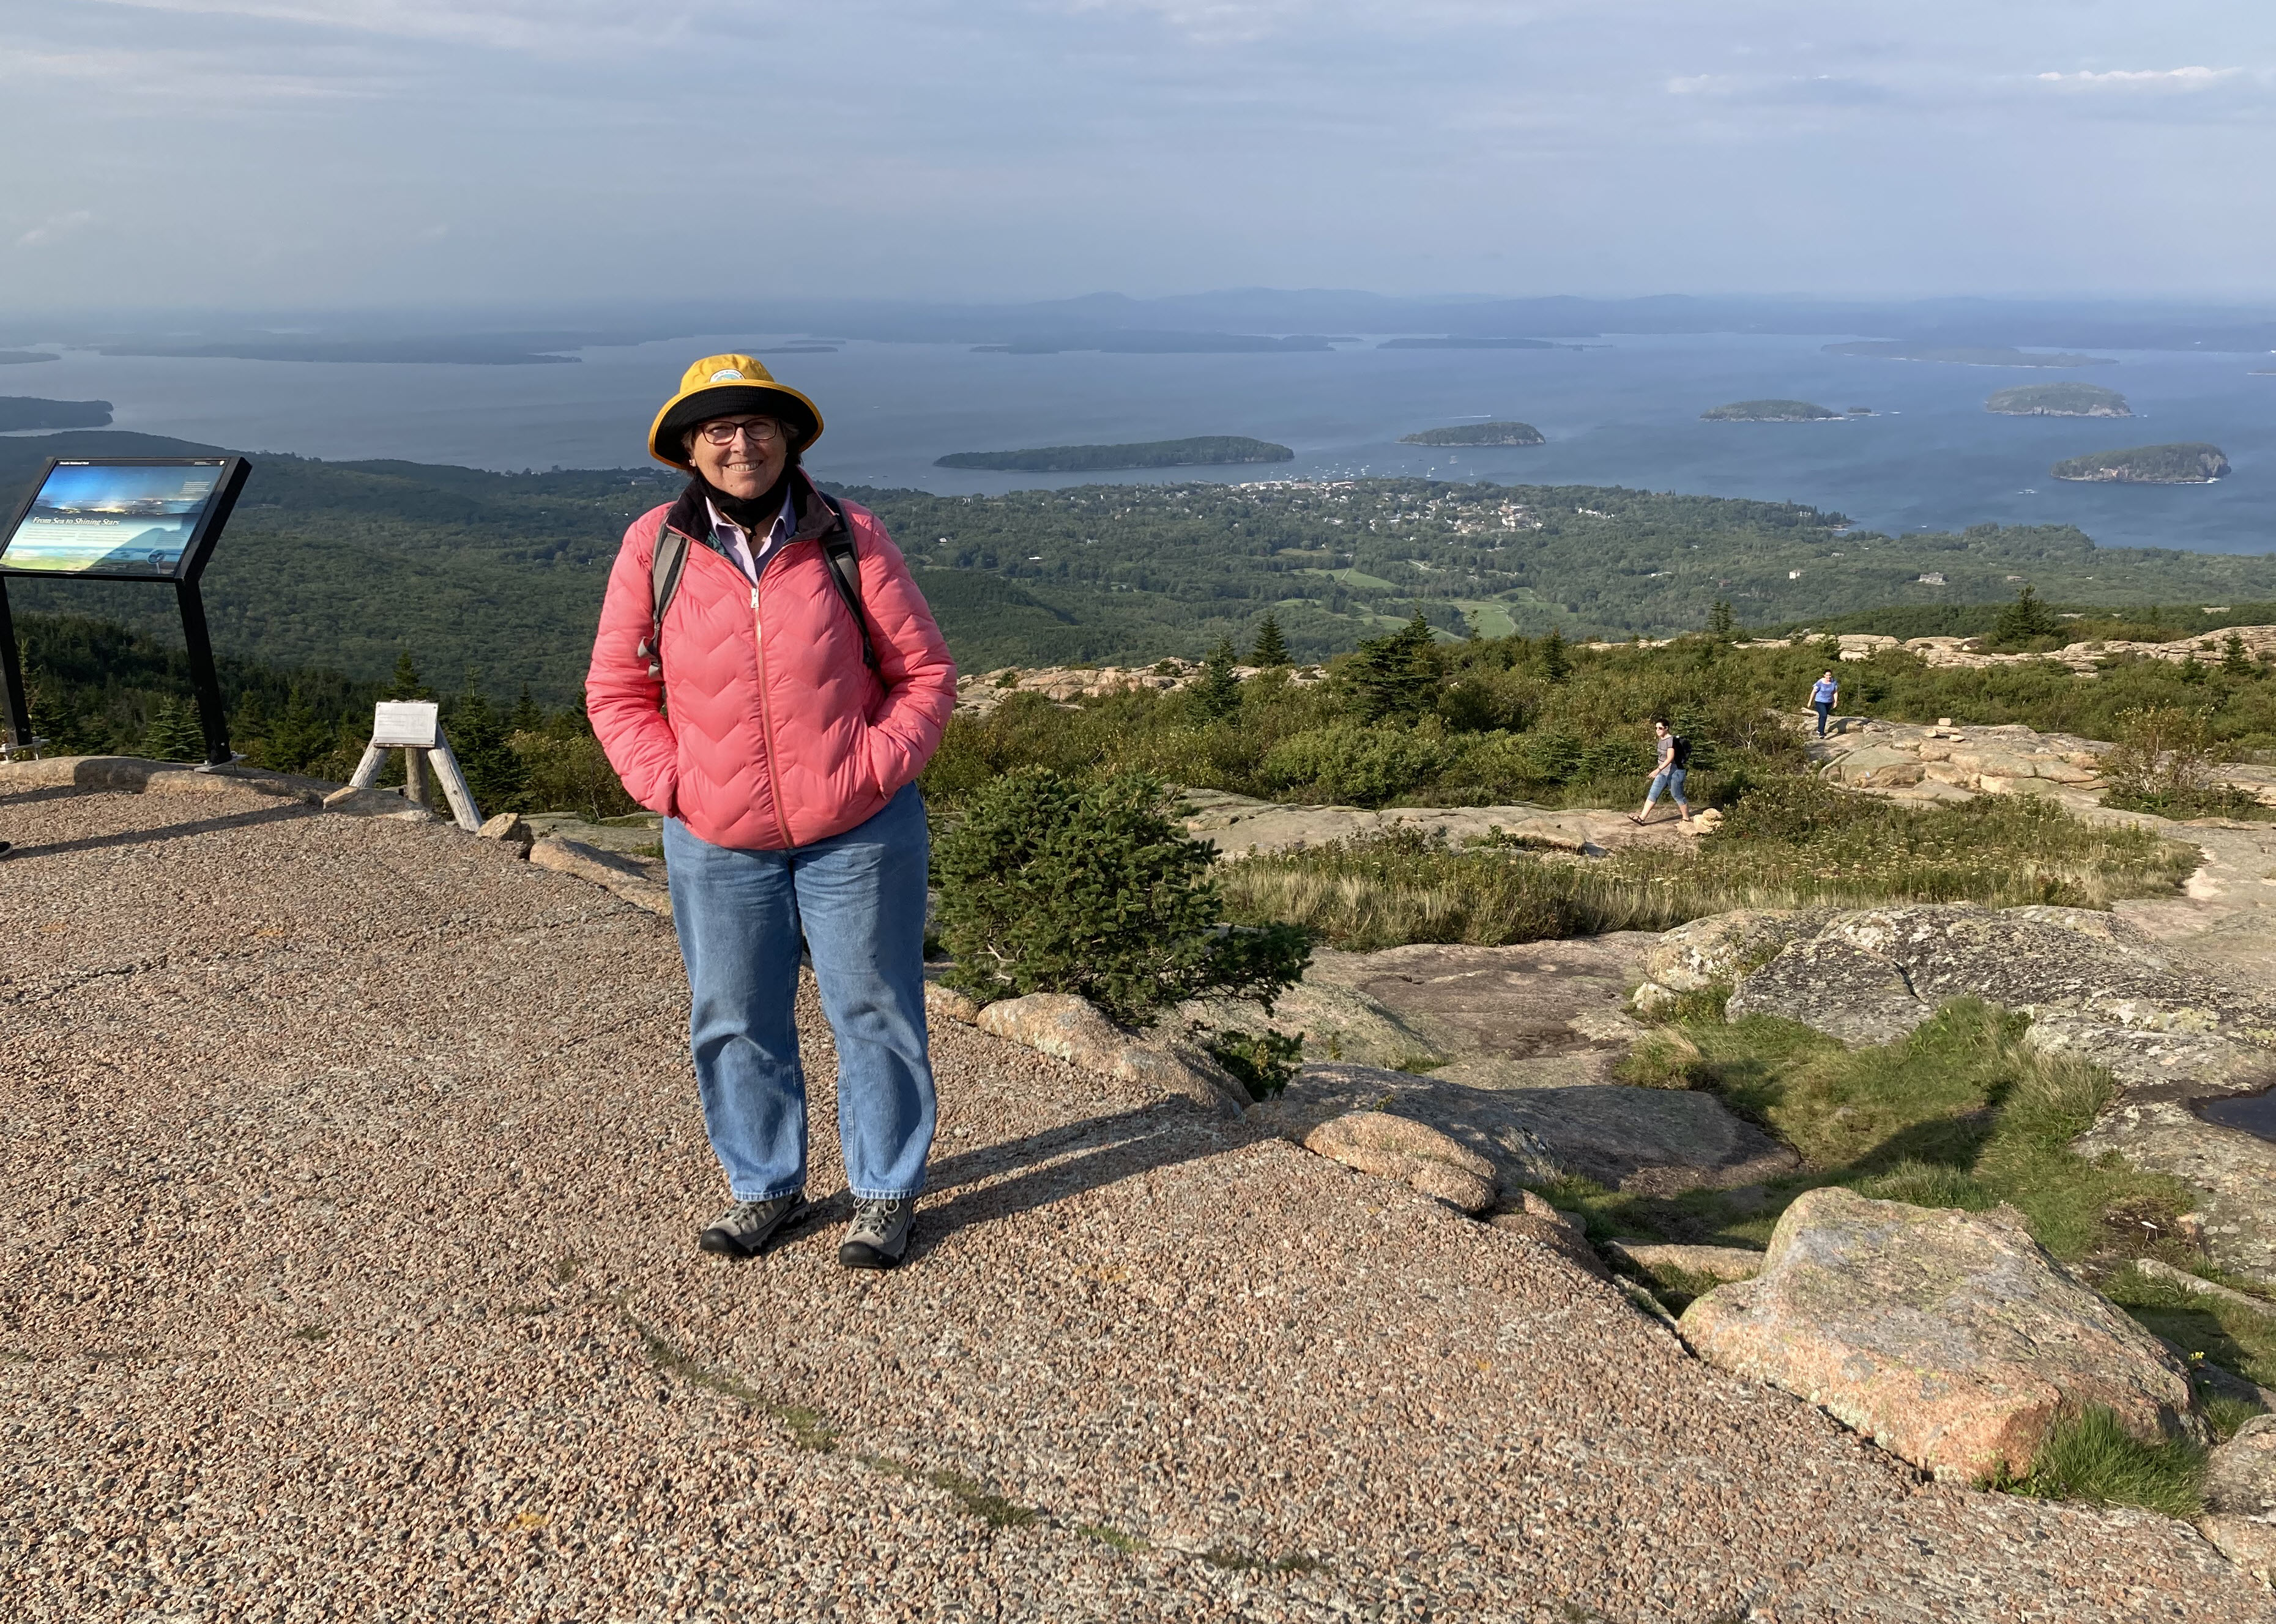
[664,468,842,553]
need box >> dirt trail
[3,781,2269,1621]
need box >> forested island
[1700,400,1842,422]
[935,436,1296,472]
[0,396,113,431]
[1824,341,2114,368]
[1986,383,2131,417]
[2050,443,2229,484]
[1377,338,1556,350]
[1400,422,1545,447]
[0,350,58,365]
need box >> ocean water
[6,330,2272,554]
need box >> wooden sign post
[346,700,482,831]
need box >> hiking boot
[839,1196,915,1270]
[697,1192,805,1259]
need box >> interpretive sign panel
[0,455,253,764]
[1,458,244,582]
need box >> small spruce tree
[1345,611,1440,720]
[1994,585,2061,645]
[384,652,434,702]
[1708,599,1736,640]
[1248,611,1292,668]
[1192,636,1243,721]
[143,697,208,762]
[1539,626,1571,684]
[509,683,545,735]
[262,688,338,774]
[2221,633,2254,678]
[445,677,529,815]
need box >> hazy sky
[5,0,2272,311]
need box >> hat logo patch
[708,368,745,382]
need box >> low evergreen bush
[934,768,1311,1026]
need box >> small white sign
[370,700,441,748]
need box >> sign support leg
[403,747,430,809]
[0,576,36,758]
[174,580,232,768]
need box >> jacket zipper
[748,556,798,849]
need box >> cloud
[17,210,93,248]
[2036,65,2244,89]
[80,0,740,57]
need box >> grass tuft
[1077,1522,1148,1552]
[2010,1406,2206,1517]
[630,1318,841,1452]
[1220,797,2195,951]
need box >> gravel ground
[3,783,2269,1623]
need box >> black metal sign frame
[0,456,252,768]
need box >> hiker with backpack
[587,355,958,1271]
[1634,719,1691,826]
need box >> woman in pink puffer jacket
[587,354,956,1272]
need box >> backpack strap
[638,493,879,678]
[637,525,693,678]
[816,492,880,673]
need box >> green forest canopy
[8,429,2276,703]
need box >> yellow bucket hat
[647,353,825,469]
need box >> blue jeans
[1814,700,1834,736]
[1645,767,1687,808]
[662,784,935,1203]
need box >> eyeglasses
[695,418,785,447]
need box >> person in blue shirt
[1809,670,1840,737]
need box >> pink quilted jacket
[586,478,958,850]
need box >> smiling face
[686,414,789,499]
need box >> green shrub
[2013,1406,2206,1516]
[1260,724,1452,806]
[934,768,1310,1026]
[510,730,641,821]
[1717,773,1878,840]
[2100,703,2274,820]
[1200,1028,1305,1101]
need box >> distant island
[1700,399,1842,422]
[1377,337,1558,350]
[1824,341,2114,368]
[2050,443,2228,484]
[995,332,1332,355]
[0,350,57,366]
[1400,421,1545,447]
[934,436,1295,472]
[1987,382,2131,418]
[754,343,839,355]
[0,396,113,431]
[97,339,578,365]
